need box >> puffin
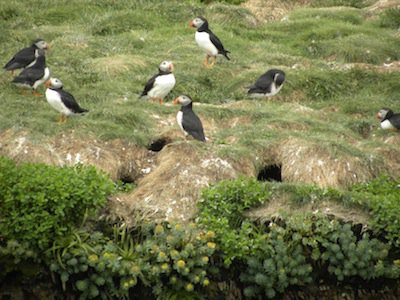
[45,77,88,123]
[189,16,230,68]
[140,61,176,104]
[12,49,50,96]
[4,39,49,74]
[247,69,286,98]
[377,108,400,130]
[173,95,206,142]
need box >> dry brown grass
[246,192,370,225]
[0,129,152,181]
[111,142,251,225]
[259,138,382,188]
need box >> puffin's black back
[12,55,46,85]
[4,46,36,70]
[197,17,230,60]
[53,88,88,114]
[140,69,172,97]
[249,69,285,93]
[181,104,206,142]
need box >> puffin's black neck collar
[197,22,209,32]
[158,69,171,75]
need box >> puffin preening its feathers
[12,49,50,96]
[173,95,206,142]
[248,69,286,98]
[4,39,49,74]
[377,108,400,130]
[140,61,176,104]
[45,78,88,124]
[189,16,230,68]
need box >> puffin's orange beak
[376,112,381,119]
[172,97,179,105]
[189,20,194,28]
[45,80,51,88]
[169,63,175,72]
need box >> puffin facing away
[173,95,206,142]
[4,39,49,74]
[140,61,176,104]
[45,78,88,124]
[377,108,400,130]
[248,69,286,98]
[12,49,50,96]
[189,16,230,68]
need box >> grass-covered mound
[1,0,400,298]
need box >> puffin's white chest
[380,119,395,130]
[195,31,218,56]
[45,89,71,115]
[249,83,283,98]
[176,111,187,136]
[33,67,50,89]
[268,83,283,97]
[148,73,176,99]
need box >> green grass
[0,0,400,159]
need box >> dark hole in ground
[148,138,168,152]
[257,164,282,182]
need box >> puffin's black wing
[248,73,273,94]
[4,47,35,70]
[207,30,230,60]
[390,114,400,129]
[58,89,88,114]
[12,67,44,86]
[182,108,206,142]
[140,74,158,97]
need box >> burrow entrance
[257,164,282,182]
[147,137,170,152]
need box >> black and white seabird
[4,39,49,74]
[45,78,88,123]
[140,61,176,104]
[248,69,286,98]
[377,108,400,130]
[189,16,230,68]
[12,49,50,96]
[173,95,206,142]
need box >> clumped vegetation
[1,0,400,298]
[0,162,400,299]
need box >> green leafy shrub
[135,223,216,297]
[0,157,114,251]
[351,176,400,246]
[48,222,216,299]
[240,226,312,299]
[240,213,399,299]
[198,177,270,265]
[49,229,140,299]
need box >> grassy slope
[0,0,400,165]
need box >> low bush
[351,175,400,246]
[47,223,216,299]
[0,157,114,252]
[198,177,270,265]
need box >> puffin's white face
[35,40,49,50]
[159,60,174,72]
[173,95,192,106]
[190,17,206,29]
[377,108,390,120]
[46,77,63,89]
